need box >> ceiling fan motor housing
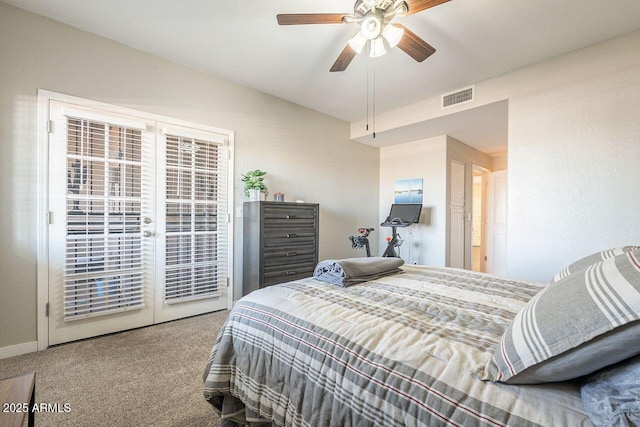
[355,0,409,16]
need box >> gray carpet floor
[0,310,229,426]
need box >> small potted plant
[241,169,268,201]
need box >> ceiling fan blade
[330,45,357,72]
[396,25,436,62]
[404,0,450,16]
[277,14,347,25]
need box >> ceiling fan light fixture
[382,23,404,48]
[360,15,383,39]
[369,37,386,57]
[393,1,409,16]
[343,15,357,24]
[348,32,368,54]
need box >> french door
[154,125,230,323]
[47,100,230,345]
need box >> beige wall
[379,136,447,266]
[361,30,640,283]
[506,32,640,281]
[491,154,507,172]
[0,3,379,350]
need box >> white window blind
[64,116,145,320]
[164,132,228,303]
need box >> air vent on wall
[442,85,475,108]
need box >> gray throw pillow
[581,354,640,427]
[551,246,639,284]
[480,249,640,384]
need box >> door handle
[143,230,155,238]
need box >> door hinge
[47,120,54,134]
[484,256,488,261]
[226,277,230,288]
[46,302,49,317]
[47,211,52,224]
[227,213,231,224]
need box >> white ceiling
[6,0,640,154]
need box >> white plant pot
[248,189,263,201]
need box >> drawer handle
[285,233,297,238]
[285,252,297,257]
[286,271,297,275]
[286,215,297,219]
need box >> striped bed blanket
[203,265,593,426]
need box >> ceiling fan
[277,0,450,72]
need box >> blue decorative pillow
[580,354,640,427]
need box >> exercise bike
[348,204,422,258]
[380,219,407,257]
[349,227,374,257]
[380,203,422,258]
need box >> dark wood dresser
[243,201,319,295]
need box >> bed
[203,251,640,426]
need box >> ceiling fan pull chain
[372,61,376,139]
[366,58,370,132]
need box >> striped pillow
[482,249,640,384]
[550,246,639,283]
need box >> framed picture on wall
[394,179,423,203]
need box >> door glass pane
[165,135,223,302]
[64,118,144,319]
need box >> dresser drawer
[264,262,316,286]
[263,204,317,218]
[264,247,316,267]
[264,230,316,246]
[263,205,317,228]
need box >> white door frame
[36,90,234,350]
[470,165,490,272]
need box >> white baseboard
[0,341,38,359]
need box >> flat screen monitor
[385,203,422,224]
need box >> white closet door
[48,101,155,345]
[154,125,229,323]
[449,160,466,268]
[486,170,508,277]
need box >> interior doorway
[471,166,489,272]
